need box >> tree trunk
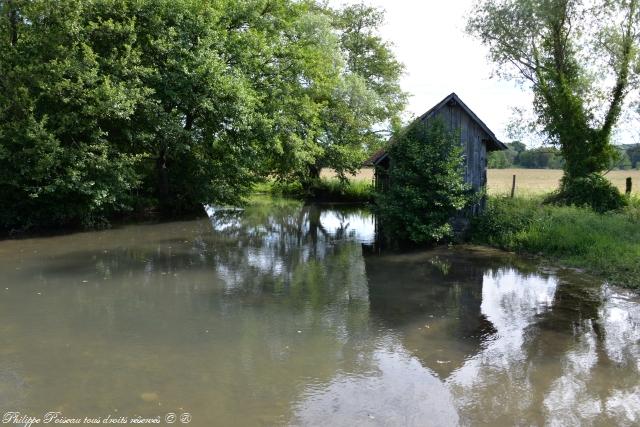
[156,148,170,210]
[308,163,321,181]
[7,0,19,46]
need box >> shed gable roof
[365,92,507,166]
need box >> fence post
[626,177,632,195]
[510,174,516,198]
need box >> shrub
[549,173,627,213]
[373,119,475,243]
[470,196,542,247]
[625,195,640,222]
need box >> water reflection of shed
[364,249,496,379]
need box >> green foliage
[471,196,640,288]
[373,120,475,243]
[305,179,373,202]
[0,0,404,230]
[611,147,633,170]
[470,197,543,248]
[627,144,640,169]
[468,0,639,204]
[626,194,640,221]
[488,146,518,168]
[257,178,373,203]
[518,147,564,169]
[272,2,407,184]
[550,173,628,213]
[335,3,405,132]
[0,0,145,228]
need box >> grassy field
[472,196,640,289]
[487,169,640,195]
[321,168,640,195]
[254,178,373,202]
[321,168,375,182]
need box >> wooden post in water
[626,177,632,195]
[510,174,516,198]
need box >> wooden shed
[365,93,507,203]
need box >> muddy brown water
[0,197,638,426]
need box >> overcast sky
[329,0,531,143]
[331,0,638,146]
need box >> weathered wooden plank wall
[422,102,489,191]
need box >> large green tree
[467,0,639,207]
[271,2,407,184]
[1,0,403,230]
[0,0,147,228]
[1,0,262,226]
[320,3,406,179]
[118,0,269,213]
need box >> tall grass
[254,178,374,203]
[471,195,640,288]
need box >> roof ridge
[364,92,508,166]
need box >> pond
[1,198,639,426]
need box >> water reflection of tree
[194,202,382,422]
[362,248,630,425]
[515,279,639,425]
[7,205,639,425]
[443,265,639,426]
[205,203,373,307]
[446,269,559,425]
[0,201,381,422]
[13,200,376,332]
[362,247,565,383]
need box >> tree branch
[601,0,637,135]
[7,0,19,46]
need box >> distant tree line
[0,0,405,230]
[489,142,640,171]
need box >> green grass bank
[254,178,374,203]
[471,195,640,289]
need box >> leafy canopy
[271,2,407,184]
[0,0,405,230]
